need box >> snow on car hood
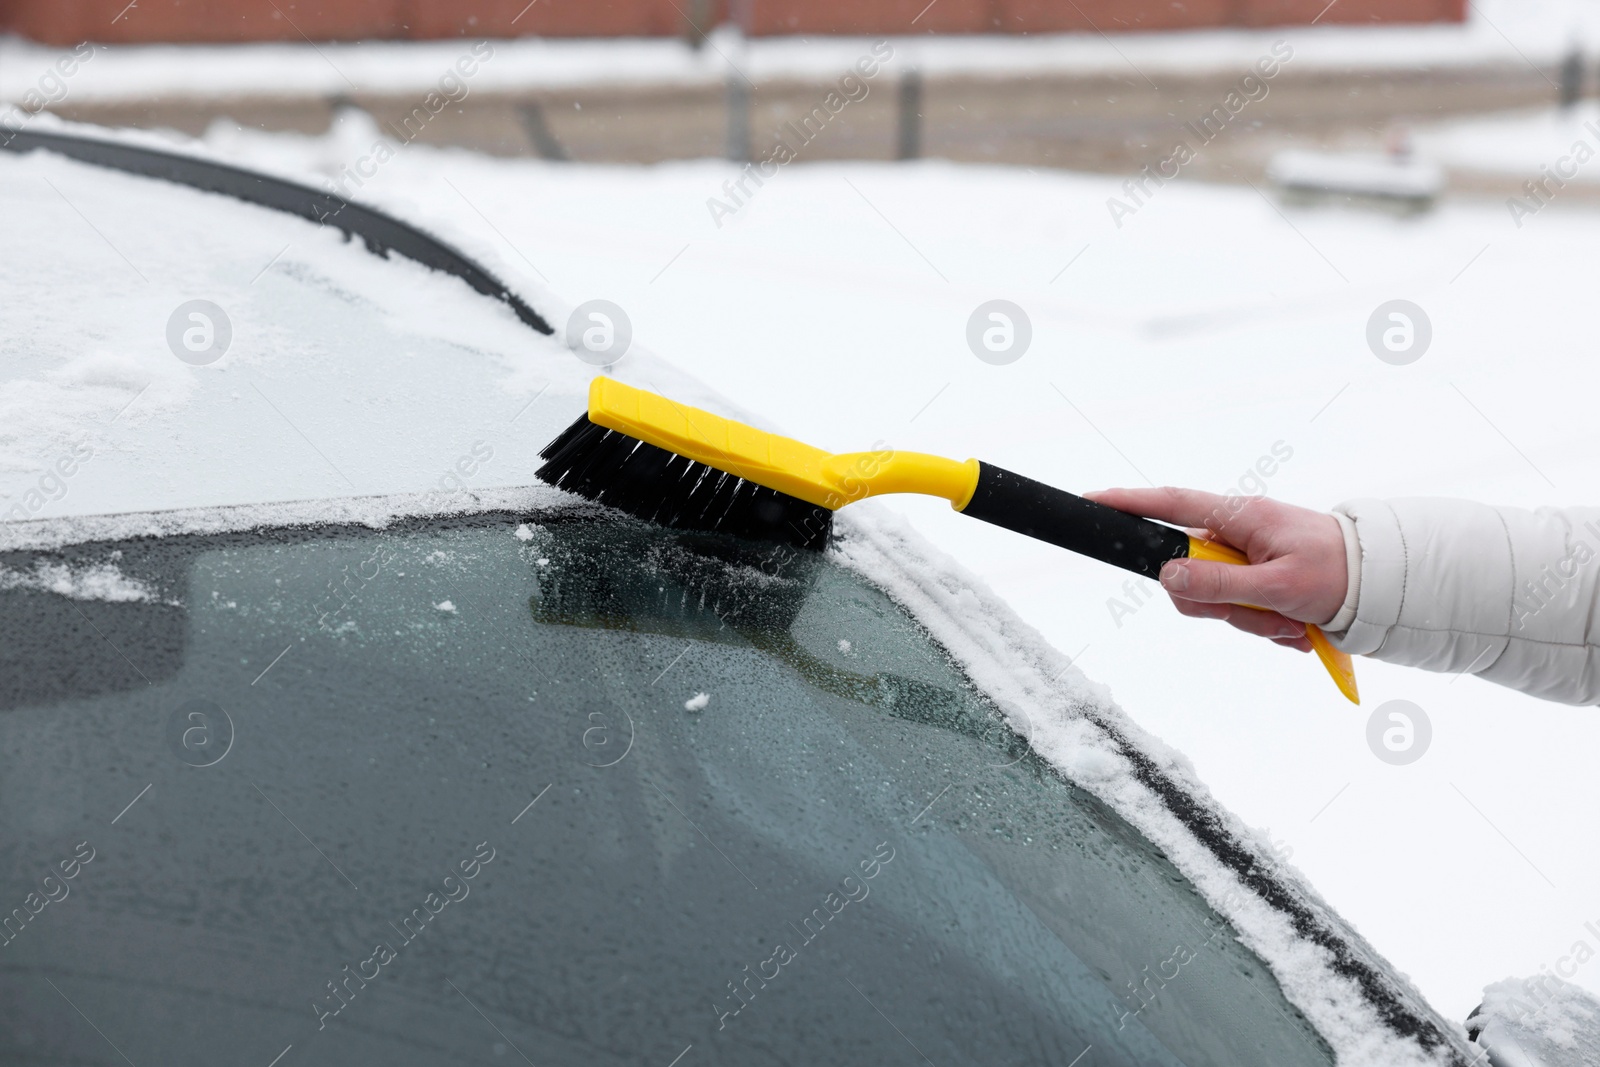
[0,120,1474,1066]
[0,116,744,525]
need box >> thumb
[1160,557,1287,609]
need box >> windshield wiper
[1,127,553,338]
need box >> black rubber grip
[960,462,1190,579]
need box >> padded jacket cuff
[1324,499,1407,656]
[1324,510,1361,633]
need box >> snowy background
[6,0,1600,1036]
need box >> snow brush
[538,378,1359,704]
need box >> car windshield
[1,510,1331,1066]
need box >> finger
[1169,595,1305,640]
[1270,636,1315,653]
[1195,603,1305,642]
[1082,487,1236,531]
[1169,596,1232,621]
[1160,557,1293,609]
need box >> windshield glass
[0,512,1330,1066]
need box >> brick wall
[0,0,1466,46]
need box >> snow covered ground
[164,128,1598,1030]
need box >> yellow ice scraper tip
[1187,536,1359,704]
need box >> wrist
[1323,510,1361,631]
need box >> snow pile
[1471,976,1600,1066]
[201,107,396,183]
[684,692,711,711]
[1268,150,1444,200]
[0,559,157,602]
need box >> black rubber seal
[961,462,1189,579]
[0,127,553,337]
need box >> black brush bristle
[537,414,834,550]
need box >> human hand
[1082,488,1348,654]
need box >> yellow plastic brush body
[587,377,979,509]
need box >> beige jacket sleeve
[1325,498,1600,706]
